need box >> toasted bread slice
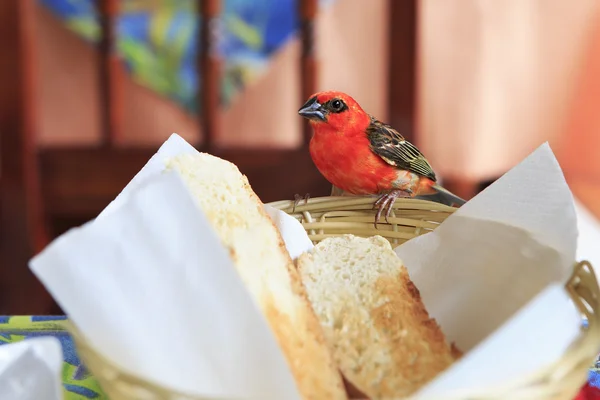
[165,153,347,400]
[297,234,457,399]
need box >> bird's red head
[298,91,370,133]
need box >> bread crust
[246,180,348,400]
[297,235,457,399]
[167,154,347,400]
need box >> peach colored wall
[555,12,600,217]
[417,0,599,181]
[34,0,389,149]
[558,11,600,177]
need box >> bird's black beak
[298,96,326,122]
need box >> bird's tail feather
[416,184,467,207]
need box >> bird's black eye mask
[324,98,348,114]
[298,96,348,122]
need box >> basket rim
[267,195,458,214]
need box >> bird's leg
[373,190,411,228]
[292,193,311,212]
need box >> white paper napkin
[30,171,300,400]
[263,204,314,260]
[392,143,581,397]
[0,337,63,400]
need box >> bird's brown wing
[366,116,437,182]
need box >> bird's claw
[373,190,409,229]
[293,193,310,212]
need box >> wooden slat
[299,0,319,145]
[387,2,479,198]
[388,0,417,143]
[0,0,54,314]
[98,0,123,145]
[199,0,222,150]
[39,147,331,219]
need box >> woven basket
[268,196,456,246]
[66,196,600,400]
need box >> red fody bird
[298,90,466,227]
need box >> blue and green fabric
[38,0,334,111]
[0,316,106,399]
[0,315,600,399]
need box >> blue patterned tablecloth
[0,316,105,399]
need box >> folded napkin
[0,336,63,400]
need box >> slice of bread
[165,153,348,400]
[297,234,457,399]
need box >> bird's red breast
[309,114,400,195]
